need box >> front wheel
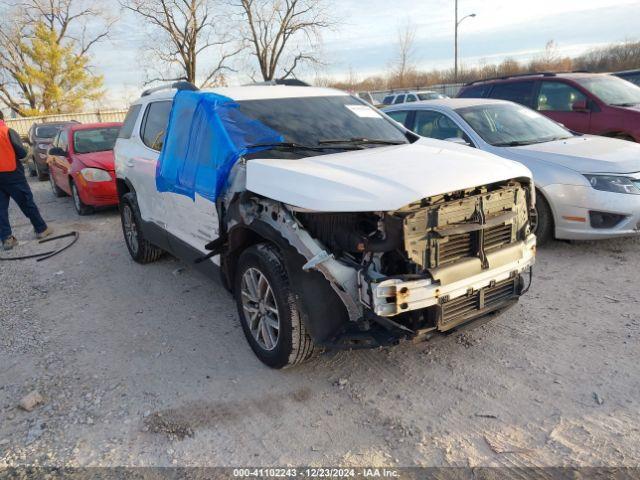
[49,172,66,198]
[235,243,316,369]
[531,192,554,245]
[120,193,164,264]
[29,158,37,177]
[35,160,48,181]
[71,180,93,216]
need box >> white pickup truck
[114,82,536,369]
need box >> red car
[457,72,640,142]
[47,122,122,215]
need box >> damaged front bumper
[361,234,536,324]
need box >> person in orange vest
[1,110,52,250]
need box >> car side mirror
[48,147,67,157]
[444,137,470,146]
[572,100,589,112]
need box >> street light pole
[454,0,476,82]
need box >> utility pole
[454,0,476,82]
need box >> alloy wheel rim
[122,205,139,254]
[241,267,280,351]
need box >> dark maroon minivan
[457,72,640,142]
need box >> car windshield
[575,76,640,106]
[418,92,446,100]
[457,103,574,146]
[73,127,120,154]
[237,95,408,154]
[35,125,61,138]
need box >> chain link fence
[6,110,128,137]
[361,83,466,104]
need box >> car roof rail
[141,81,199,97]
[465,71,558,86]
[246,78,311,87]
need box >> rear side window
[394,95,406,104]
[141,101,173,151]
[119,104,142,139]
[386,110,410,126]
[458,84,492,98]
[382,96,395,105]
[406,95,417,102]
[489,81,536,106]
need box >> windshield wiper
[318,137,406,146]
[247,142,349,152]
[493,140,542,147]
[611,102,639,107]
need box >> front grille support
[438,277,520,331]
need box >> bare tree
[234,0,333,81]
[0,0,111,115]
[390,20,417,88]
[121,0,242,88]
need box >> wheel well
[116,178,132,201]
[604,131,635,141]
[223,225,274,290]
[536,188,556,228]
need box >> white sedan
[384,98,640,242]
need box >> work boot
[36,227,54,240]
[2,236,18,251]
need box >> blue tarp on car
[156,90,283,201]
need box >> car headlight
[584,175,640,195]
[80,168,112,182]
[37,143,50,150]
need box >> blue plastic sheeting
[156,90,284,201]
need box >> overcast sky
[75,0,640,108]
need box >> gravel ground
[1,177,639,469]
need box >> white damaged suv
[114,82,537,369]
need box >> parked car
[384,98,640,243]
[457,72,640,142]
[613,69,640,87]
[381,90,448,106]
[356,91,376,105]
[47,122,122,215]
[27,121,79,180]
[115,83,536,369]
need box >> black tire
[235,243,316,369]
[29,158,37,177]
[35,160,48,181]
[532,191,554,245]
[49,172,66,198]
[120,192,164,264]
[615,134,635,143]
[70,179,94,216]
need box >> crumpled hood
[246,139,532,212]
[504,135,640,174]
[74,151,115,171]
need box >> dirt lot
[1,177,639,469]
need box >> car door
[136,99,219,254]
[47,132,62,182]
[535,80,590,133]
[56,130,73,194]
[49,131,72,194]
[124,100,173,226]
